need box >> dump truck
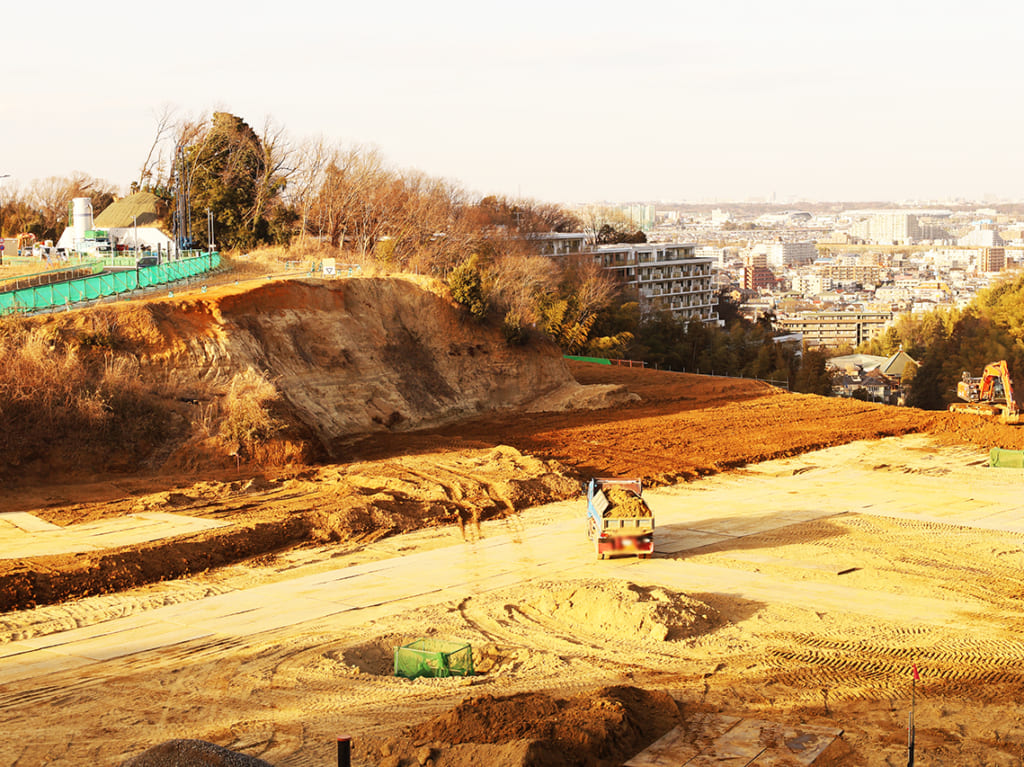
[949,360,1021,424]
[586,478,654,560]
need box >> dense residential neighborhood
[582,203,1017,333]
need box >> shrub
[219,369,283,457]
[448,256,487,318]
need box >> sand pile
[523,581,720,642]
[466,580,721,644]
[603,487,650,518]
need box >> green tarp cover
[990,447,1024,468]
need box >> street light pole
[0,176,10,247]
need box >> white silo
[72,197,94,249]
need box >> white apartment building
[957,226,1004,248]
[591,242,718,323]
[751,241,817,269]
[791,273,834,295]
[533,233,589,257]
[695,245,727,266]
[776,310,893,348]
[850,211,922,244]
[618,204,656,231]
[532,234,718,323]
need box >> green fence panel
[0,253,219,315]
[564,355,612,365]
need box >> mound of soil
[603,487,650,518]
[339,634,406,676]
[407,685,684,767]
[507,580,720,643]
[120,739,271,767]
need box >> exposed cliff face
[63,277,598,446]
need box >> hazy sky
[5,0,1024,204]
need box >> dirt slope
[0,276,633,484]
[45,277,619,449]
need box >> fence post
[337,737,351,767]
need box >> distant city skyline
[5,0,1024,205]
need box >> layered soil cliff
[1,276,625,478]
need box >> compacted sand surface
[4,428,1024,765]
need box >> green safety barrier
[990,447,1024,468]
[564,355,612,365]
[0,253,220,314]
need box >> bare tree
[288,136,330,249]
[567,256,619,318]
[248,116,294,236]
[308,144,390,252]
[576,204,631,244]
[137,105,176,191]
[27,174,118,239]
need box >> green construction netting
[990,447,1024,468]
[0,253,219,314]
[394,639,474,680]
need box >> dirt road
[4,434,1024,765]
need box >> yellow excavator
[948,360,1021,424]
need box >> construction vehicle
[949,360,1021,424]
[586,478,654,560]
[16,233,35,257]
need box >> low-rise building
[777,309,892,349]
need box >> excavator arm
[979,361,1017,412]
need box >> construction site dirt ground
[5,362,1024,765]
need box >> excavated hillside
[3,276,628,478]
[124,277,615,441]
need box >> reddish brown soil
[410,686,684,767]
[346,361,1023,483]
[2,359,1018,614]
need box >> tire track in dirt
[0,678,107,711]
[759,630,1024,702]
